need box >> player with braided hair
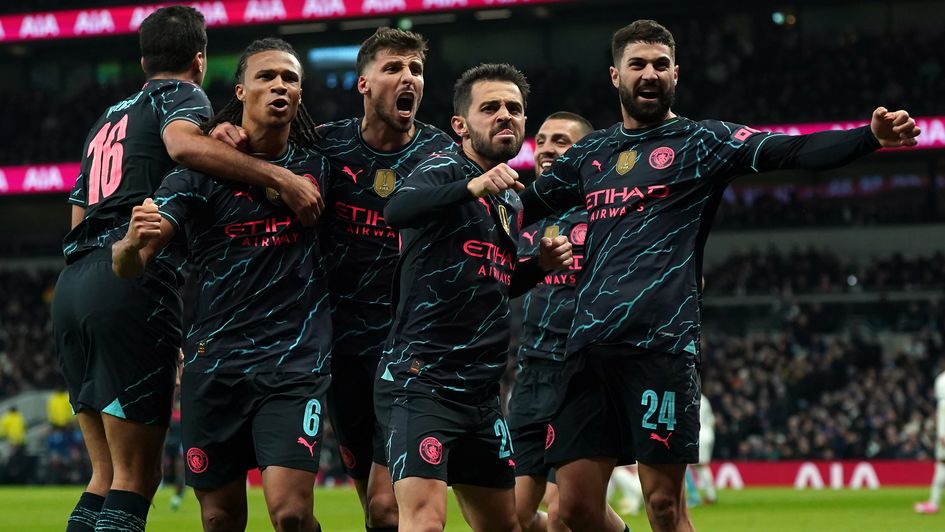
[113,38,332,531]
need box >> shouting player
[380,64,573,532]
[52,8,322,532]
[520,19,920,532]
[211,28,456,531]
[113,39,331,532]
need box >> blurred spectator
[0,406,26,447]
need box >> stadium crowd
[2,24,944,166]
[705,249,945,296]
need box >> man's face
[237,50,302,129]
[533,118,587,174]
[455,80,525,164]
[359,48,425,133]
[610,41,677,125]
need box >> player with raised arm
[211,29,455,531]
[519,19,920,532]
[113,38,330,532]
[380,63,572,532]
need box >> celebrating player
[52,7,322,532]
[520,19,920,532]
[113,38,331,532]
[211,28,456,531]
[510,111,595,532]
[380,63,573,532]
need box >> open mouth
[395,92,415,117]
[269,98,290,111]
[539,158,554,170]
[636,87,660,101]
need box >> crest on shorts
[543,225,560,239]
[419,436,443,465]
[373,169,396,197]
[498,204,511,235]
[187,447,208,473]
[616,150,638,175]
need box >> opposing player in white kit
[695,394,717,504]
[915,370,945,514]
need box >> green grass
[0,485,942,531]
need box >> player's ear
[140,57,146,74]
[673,64,679,85]
[357,75,369,96]
[235,83,245,102]
[609,66,620,89]
[193,51,204,74]
[451,115,468,138]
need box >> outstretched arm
[753,107,920,172]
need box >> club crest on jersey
[570,223,587,246]
[498,204,511,235]
[543,225,560,239]
[373,169,396,197]
[649,147,675,170]
[616,150,638,175]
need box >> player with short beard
[380,63,573,532]
[520,19,921,532]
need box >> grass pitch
[0,485,941,531]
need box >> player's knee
[268,498,313,531]
[201,506,244,532]
[546,497,563,526]
[400,506,445,532]
[645,492,681,527]
[366,490,399,526]
[557,495,597,529]
[515,502,539,530]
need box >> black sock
[66,492,105,532]
[624,525,631,532]
[94,490,151,532]
[366,527,398,532]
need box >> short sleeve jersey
[315,118,456,307]
[382,152,523,399]
[154,144,332,375]
[63,79,212,281]
[532,117,775,358]
[517,204,586,362]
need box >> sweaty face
[533,118,587,174]
[612,42,677,126]
[461,80,525,163]
[237,50,302,129]
[361,48,425,133]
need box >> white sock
[699,464,717,501]
[931,462,945,505]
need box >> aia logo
[419,436,443,465]
[648,147,675,170]
[650,432,672,450]
[569,223,587,246]
[339,445,357,470]
[545,424,555,449]
[187,447,209,473]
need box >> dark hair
[611,19,676,66]
[452,63,530,117]
[139,6,207,77]
[204,38,319,148]
[356,27,428,75]
[544,111,594,137]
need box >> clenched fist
[467,163,524,198]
